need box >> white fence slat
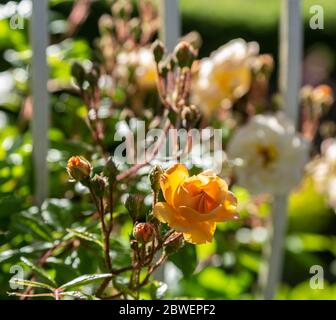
[159,0,181,52]
[279,0,302,126]
[154,0,181,282]
[260,0,303,300]
[30,0,49,206]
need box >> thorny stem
[137,253,168,289]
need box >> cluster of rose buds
[151,40,201,129]
[66,156,184,296]
[71,62,107,155]
[98,0,158,74]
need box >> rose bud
[67,156,92,182]
[312,84,334,108]
[125,194,143,220]
[104,156,119,180]
[133,223,154,243]
[151,40,165,64]
[91,174,106,198]
[71,62,86,87]
[149,165,163,193]
[173,41,196,68]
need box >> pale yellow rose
[192,39,259,116]
[154,164,238,244]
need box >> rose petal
[183,221,216,244]
[160,164,189,206]
[153,202,190,232]
[178,191,238,223]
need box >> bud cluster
[97,0,158,74]
[66,156,118,197]
[300,84,334,119]
[151,40,200,127]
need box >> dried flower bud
[67,156,92,182]
[112,0,132,19]
[158,60,169,77]
[173,41,196,68]
[181,104,201,127]
[163,232,184,254]
[252,54,274,78]
[129,18,142,42]
[180,31,202,51]
[149,165,163,192]
[300,85,313,105]
[133,223,154,243]
[91,174,106,198]
[98,14,114,34]
[125,194,143,219]
[151,40,165,64]
[71,62,86,87]
[104,156,119,179]
[86,63,100,87]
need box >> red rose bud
[173,41,196,68]
[133,223,154,243]
[67,156,92,181]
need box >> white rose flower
[227,113,308,195]
[309,139,336,209]
[192,38,259,116]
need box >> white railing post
[159,0,181,52]
[30,0,49,206]
[259,0,303,300]
[154,0,181,282]
[279,0,302,126]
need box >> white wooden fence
[29,0,303,300]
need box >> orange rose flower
[154,164,238,244]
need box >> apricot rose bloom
[153,164,238,244]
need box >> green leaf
[14,213,54,242]
[59,291,99,300]
[59,273,112,290]
[10,279,54,291]
[169,244,197,277]
[66,228,103,248]
[0,243,53,263]
[20,257,57,287]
